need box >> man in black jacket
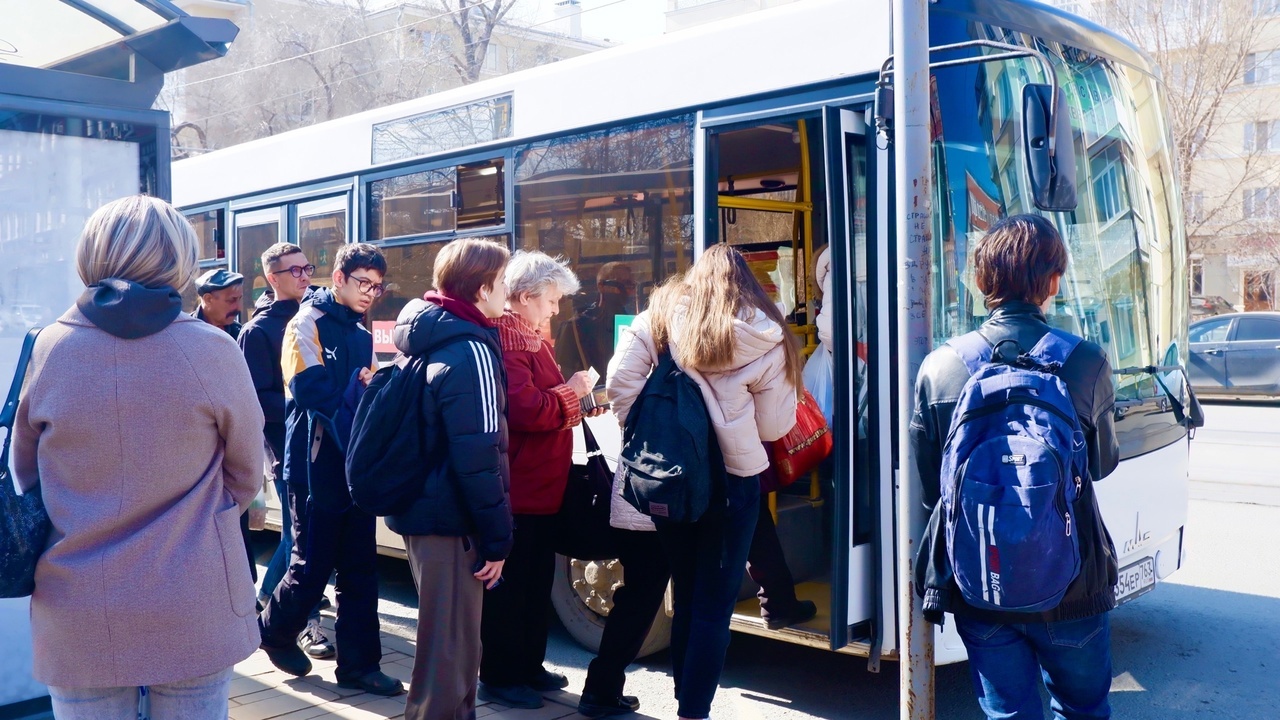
[258,243,403,697]
[912,214,1120,719]
[238,243,332,658]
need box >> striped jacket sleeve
[436,339,512,561]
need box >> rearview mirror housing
[1022,83,1077,212]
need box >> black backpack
[346,354,434,516]
[619,351,718,523]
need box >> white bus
[174,0,1193,665]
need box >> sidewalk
[227,617,657,720]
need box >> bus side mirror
[1022,83,1077,212]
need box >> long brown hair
[649,243,803,395]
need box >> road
[248,403,1280,719]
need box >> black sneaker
[528,667,569,692]
[337,670,405,696]
[478,682,544,709]
[259,640,312,677]
[298,618,336,660]
[578,691,641,717]
[764,599,819,631]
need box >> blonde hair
[76,195,199,291]
[649,243,803,395]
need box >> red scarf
[423,290,493,328]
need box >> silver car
[1188,312,1280,397]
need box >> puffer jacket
[384,296,514,562]
[605,300,797,530]
[911,301,1121,625]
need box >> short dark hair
[261,242,303,271]
[335,242,387,277]
[974,214,1068,309]
[433,238,510,302]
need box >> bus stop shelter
[0,1,237,713]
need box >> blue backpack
[941,329,1089,613]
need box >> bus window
[234,206,284,317]
[458,158,505,231]
[514,116,694,378]
[182,208,226,312]
[368,168,456,241]
[297,196,347,288]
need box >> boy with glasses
[238,243,333,658]
[258,243,403,696]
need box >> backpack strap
[946,331,994,376]
[1026,328,1084,371]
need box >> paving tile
[481,702,579,720]
[379,634,416,657]
[379,662,413,685]
[380,650,411,663]
[311,696,406,720]
[229,689,314,720]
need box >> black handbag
[1,328,50,598]
[554,422,619,561]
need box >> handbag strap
[1,327,42,430]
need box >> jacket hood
[393,298,494,356]
[669,296,786,372]
[75,279,183,339]
[305,286,363,325]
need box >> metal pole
[893,0,935,718]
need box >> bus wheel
[550,554,671,659]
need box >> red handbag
[768,389,834,487]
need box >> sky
[525,0,666,45]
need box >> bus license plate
[1115,557,1155,604]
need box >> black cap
[196,269,245,295]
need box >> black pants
[655,474,759,719]
[239,510,258,583]
[583,528,670,698]
[260,485,382,682]
[479,513,559,687]
[746,499,801,621]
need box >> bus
[173,0,1193,665]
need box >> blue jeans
[259,474,291,597]
[48,668,232,720]
[654,473,759,719]
[954,613,1113,720]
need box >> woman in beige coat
[605,243,800,720]
[13,195,265,720]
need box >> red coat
[497,312,582,515]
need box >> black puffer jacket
[385,297,513,562]
[912,302,1120,625]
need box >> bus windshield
[928,19,1189,456]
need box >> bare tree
[1096,0,1280,254]
[429,0,520,83]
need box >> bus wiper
[1113,365,1204,429]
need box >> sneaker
[478,682,544,709]
[298,618,336,659]
[337,670,405,696]
[578,691,641,717]
[259,640,312,677]
[528,667,569,692]
[764,599,818,631]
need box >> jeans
[583,528,670,698]
[955,613,1113,720]
[259,484,382,682]
[260,474,291,596]
[48,668,232,720]
[654,473,759,719]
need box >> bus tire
[551,554,671,659]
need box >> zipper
[1065,511,1072,537]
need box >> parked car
[1188,312,1280,398]
[1190,295,1235,320]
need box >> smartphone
[580,385,610,414]
[472,556,503,590]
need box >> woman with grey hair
[12,195,264,719]
[477,250,596,709]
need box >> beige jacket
[605,300,797,529]
[13,308,264,688]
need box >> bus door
[819,106,882,656]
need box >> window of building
[484,46,500,72]
[1245,120,1280,151]
[514,116,695,377]
[1187,191,1204,223]
[1244,269,1276,310]
[367,157,505,241]
[1244,187,1280,218]
[1245,52,1280,84]
[1190,255,1204,295]
[1090,144,1130,223]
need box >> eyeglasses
[348,274,386,297]
[269,264,316,279]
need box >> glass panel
[235,207,283,318]
[372,95,513,165]
[297,196,347,287]
[722,208,795,246]
[1235,316,1280,341]
[83,0,167,32]
[368,168,456,241]
[515,117,694,377]
[0,2,121,68]
[187,209,225,262]
[457,158,505,231]
[367,235,510,360]
[1189,318,1230,343]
